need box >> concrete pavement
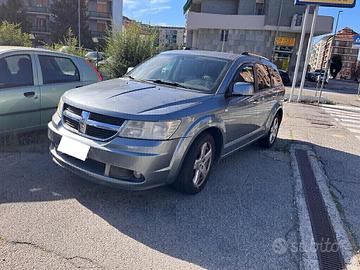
[0,135,299,269]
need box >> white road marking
[321,105,360,137]
[321,104,360,112]
[348,128,360,134]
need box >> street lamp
[318,10,344,98]
[78,0,81,47]
[317,10,343,102]
[92,37,99,68]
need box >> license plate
[58,136,90,161]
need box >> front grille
[62,103,125,140]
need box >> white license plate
[58,136,90,161]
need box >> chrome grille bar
[62,104,124,140]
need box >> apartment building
[309,36,329,71]
[310,28,359,79]
[326,28,358,79]
[157,26,185,49]
[1,0,122,45]
[184,0,333,77]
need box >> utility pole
[297,5,319,102]
[289,5,310,102]
[78,0,81,47]
[318,10,343,103]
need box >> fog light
[133,171,143,179]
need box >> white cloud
[149,0,170,4]
[138,6,171,14]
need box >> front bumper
[48,115,190,190]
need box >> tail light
[86,60,103,81]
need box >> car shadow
[1,137,359,269]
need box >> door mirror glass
[232,82,254,96]
[127,67,134,73]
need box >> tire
[259,113,281,148]
[172,133,216,194]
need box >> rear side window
[39,55,80,84]
[255,64,271,91]
[0,55,33,89]
[270,68,283,87]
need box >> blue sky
[124,0,360,33]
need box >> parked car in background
[85,51,105,64]
[278,69,292,86]
[49,50,285,194]
[0,46,102,135]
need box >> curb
[291,144,360,270]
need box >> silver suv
[48,50,285,194]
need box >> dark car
[278,70,292,86]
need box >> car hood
[63,78,216,120]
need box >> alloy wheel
[192,142,213,188]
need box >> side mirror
[232,82,254,96]
[127,67,134,73]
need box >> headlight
[56,98,64,116]
[119,120,181,140]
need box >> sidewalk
[285,84,360,107]
[279,102,360,264]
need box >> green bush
[0,21,31,47]
[105,24,157,78]
[45,28,87,57]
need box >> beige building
[184,0,333,79]
[309,36,329,71]
[157,26,185,49]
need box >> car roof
[160,50,278,68]
[0,46,82,59]
[161,50,240,61]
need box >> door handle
[23,91,35,98]
[75,85,83,88]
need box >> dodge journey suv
[48,50,285,194]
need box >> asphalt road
[0,133,299,269]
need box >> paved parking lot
[0,134,299,269]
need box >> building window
[97,1,108,13]
[34,17,47,31]
[36,0,48,7]
[255,0,265,15]
[220,30,229,42]
[97,21,107,32]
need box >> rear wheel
[259,114,280,148]
[172,133,215,194]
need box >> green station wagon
[0,46,101,135]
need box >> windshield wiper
[146,79,188,88]
[124,75,135,80]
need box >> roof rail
[241,52,269,61]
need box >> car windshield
[127,54,231,93]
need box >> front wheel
[259,114,280,148]
[172,133,215,194]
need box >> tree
[0,22,31,47]
[0,0,29,32]
[105,24,157,78]
[330,55,343,79]
[49,0,93,48]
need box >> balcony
[26,6,51,14]
[90,31,107,38]
[186,12,333,36]
[30,26,50,34]
[87,11,111,20]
